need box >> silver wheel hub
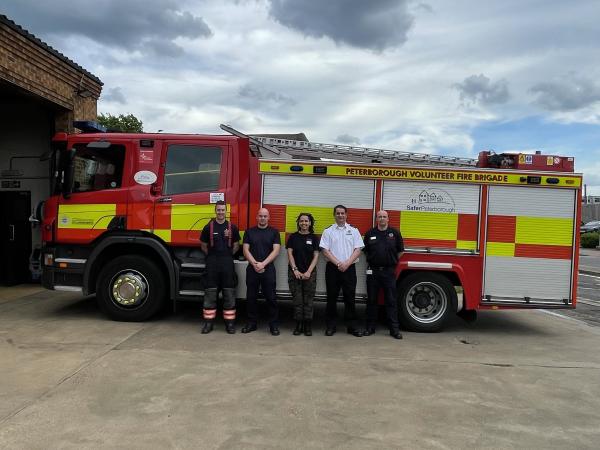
[110,271,148,307]
[406,282,448,324]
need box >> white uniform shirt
[319,222,364,263]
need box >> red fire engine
[36,122,582,331]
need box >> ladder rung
[220,124,478,167]
[254,137,478,167]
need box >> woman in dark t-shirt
[286,213,319,336]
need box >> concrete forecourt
[0,287,599,449]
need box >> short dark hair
[296,213,315,234]
[214,200,226,209]
[333,204,347,215]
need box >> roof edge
[0,14,103,86]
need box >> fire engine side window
[72,144,125,192]
[163,145,222,195]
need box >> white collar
[333,223,351,230]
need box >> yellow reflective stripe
[170,204,218,231]
[285,205,331,234]
[456,240,477,250]
[400,211,458,240]
[59,204,116,213]
[515,217,573,246]
[153,230,171,242]
[259,161,582,187]
[58,204,116,229]
[486,242,515,257]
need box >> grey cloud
[238,84,296,107]
[530,75,600,111]
[102,87,126,104]
[455,74,510,105]
[142,39,185,58]
[2,0,211,56]
[415,3,434,13]
[336,134,361,145]
[267,0,414,51]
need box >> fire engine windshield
[71,143,125,192]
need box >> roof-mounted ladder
[220,124,478,167]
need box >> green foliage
[581,232,599,248]
[97,113,143,133]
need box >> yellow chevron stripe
[486,242,515,257]
[152,229,171,242]
[456,240,477,250]
[170,204,228,231]
[400,211,458,241]
[285,205,332,234]
[515,217,573,246]
[58,204,117,229]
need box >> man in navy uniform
[241,208,281,336]
[363,210,404,339]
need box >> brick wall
[0,20,102,132]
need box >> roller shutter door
[382,181,481,251]
[483,186,576,304]
[263,175,375,297]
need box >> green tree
[97,113,143,132]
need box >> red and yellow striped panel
[151,204,224,243]
[263,204,373,236]
[486,215,573,260]
[56,203,127,241]
[388,210,478,250]
[487,215,516,243]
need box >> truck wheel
[96,255,166,321]
[398,272,457,332]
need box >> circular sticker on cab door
[134,171,157,185]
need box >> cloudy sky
[4,0,600,193]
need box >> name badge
[306,239,313,245]
[366,269,373,275]
[370,236,377,240]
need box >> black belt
[370,265,395,270]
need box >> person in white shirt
[319,205,365,337]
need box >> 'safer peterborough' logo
[407,189,456,212]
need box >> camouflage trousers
[288,269,317,320]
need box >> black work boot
[293,320,303,336]
[224,320,236,334]
[303,320,312,336]
[241,323,257,334]
[201,321,214,334]
[363,327,376,337]
[390,329,403,340]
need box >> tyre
[96,255,166,321]
[397,272,457,332]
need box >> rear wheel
[398,272,457,332]
[96,255,166,321]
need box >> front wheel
[398,272,457,332]
[96,255,166,321]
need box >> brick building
[0,14,102,284]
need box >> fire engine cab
[35,123,582,331]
